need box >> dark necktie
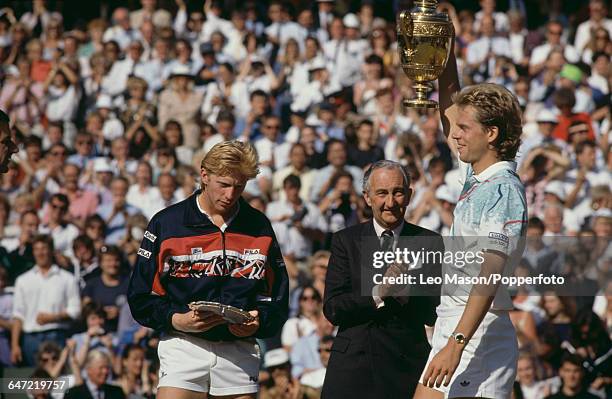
[380,229,394,252]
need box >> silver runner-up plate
[188,301,255,324]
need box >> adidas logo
[460,380,470,387]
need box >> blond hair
[452,83,523,161]
[201,140,259,179]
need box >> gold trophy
[397,0,454,108]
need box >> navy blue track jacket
[128,190,289,341]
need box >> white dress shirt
[102,58,147,97]
[39,223,80,255]
[574,18,612,53]
[102,26,142,50]
[264,21,308,50]
[267,200,327,259]
[529,43,579,66]
[126,185,163,220]
[201,80,251,123]
[371,218,405,308]
[12,265,81,333]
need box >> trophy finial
[414,0,438,12]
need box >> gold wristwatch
[450,332,467,345]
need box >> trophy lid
[411,0,451,22]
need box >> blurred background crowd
[0,0,609,398]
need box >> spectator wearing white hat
[84,157,114,206]
[157,64,204,149]
[95,95,125,141]
[260,348,305,399]
[518,109,567,165]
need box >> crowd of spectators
[0,0,609,398]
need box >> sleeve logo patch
[144,231,157,242]
[488,232,509,243]
[138,248,152,259]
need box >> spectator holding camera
[268,175,326,276]
[71,302,116,366]
[318,170,360,233]
[309,139,362,203]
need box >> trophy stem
[403,82,438,109]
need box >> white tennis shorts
[157,332,261,396]
[419,309,518,398]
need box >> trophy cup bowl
[397,0,454,108]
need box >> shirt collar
[85,378,101,399]
[34,264,60,276]
[372,217,404,239]
[195,192,240,231]
[472,161,516,182]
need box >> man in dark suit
[321,160,442,399]
[64,349,125,399]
